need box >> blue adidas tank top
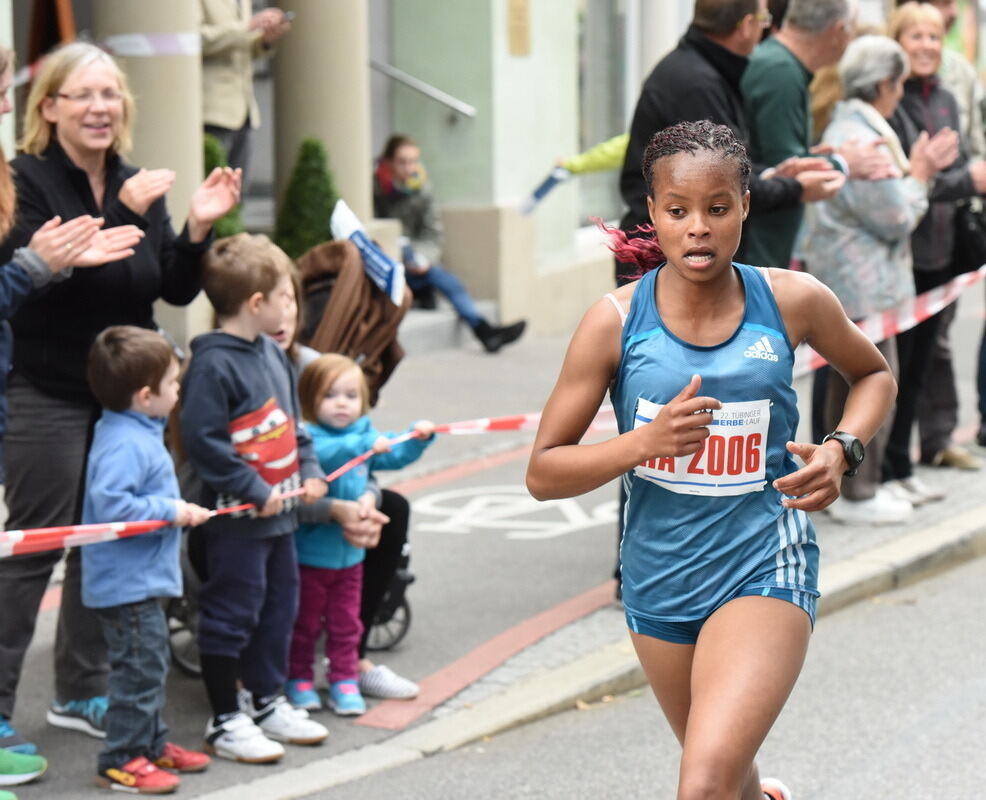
[612,263,819,622]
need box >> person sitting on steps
[373,134,526,354]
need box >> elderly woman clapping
[0,41,240,750]
[801,34,957,526]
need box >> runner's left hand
[772,440,846,511]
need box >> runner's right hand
[643,374,721,457]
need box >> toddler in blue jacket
[82,326,212,794]
[287,354,434,715]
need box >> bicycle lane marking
[411,484,618,540]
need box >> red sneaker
[154,741,211,773]
[96,756,180,794]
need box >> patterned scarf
[374,159,427,197]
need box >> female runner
[526,120,896,800]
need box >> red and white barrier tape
[0,520,168,559]
[433,407,618,436]
[0,432,423,559]
[792,264,986,377]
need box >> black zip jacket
[890,76,977,274]
[619,26,802,237]
[0,140,213,403]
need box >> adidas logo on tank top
[743,335,779,362]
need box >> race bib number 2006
[632,397,771,496]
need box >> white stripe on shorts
[776,510,791,585]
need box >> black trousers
[883,269,952,481]
[358,489,409,659]
[0,376,107,718]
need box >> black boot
[472,318,527,354]
[411,284,438,310]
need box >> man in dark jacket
[617,0,840,281]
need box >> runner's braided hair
[603,120,751,274]
[643,119,751,197]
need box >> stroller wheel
[366,598,411,652]
[167,598,202,677]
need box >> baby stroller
[167,239,416,676]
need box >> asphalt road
[314,553,986,800]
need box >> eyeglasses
[53,89,124,106]
[754,10,773,28]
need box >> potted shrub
[275,137,339,259]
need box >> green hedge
[274,137,339,260]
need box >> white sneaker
[826,489,912,525]
[359,664,420,699]
[886,476,945,506]
[246,694,329,745]
[204,712,284,763]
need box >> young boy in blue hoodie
[82,325,212,794]
[179,234,328,764]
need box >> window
[576,0,627,225]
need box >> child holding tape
[275,274,424,702]
[179,233,328,764]
[286,354,434,715]
[526,121,896,800]
[82,326,212,794]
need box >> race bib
[633,397,771,496]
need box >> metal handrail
[370,58,477,119]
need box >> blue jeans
[96,599,169,771]
[403,247,481,327]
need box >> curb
[197,502,986,800]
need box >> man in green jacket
[742,0,895,268]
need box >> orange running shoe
[154,742,211,773]
[96,756,180,794]
[761,777,793,800]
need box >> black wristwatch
[822,431,865,477]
